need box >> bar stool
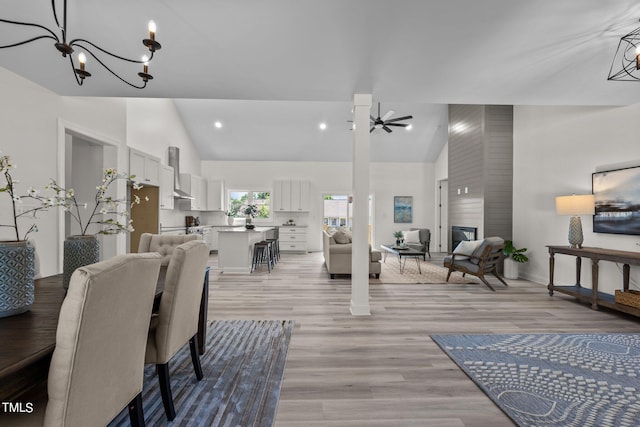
[265,238,279,266]
[266,228,280,264]
[252,241,271,273]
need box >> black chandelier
[608,19,640,82]
[0,0,161,89]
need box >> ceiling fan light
[214,121,222,129]
[406,124,413,131]
[319,122,327,130]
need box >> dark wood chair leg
[157,363,176,421]
[492,269,509,287]
[189,335,204,381]
[128,392,145,427]
[445,267,453,282]
[478,275,496,291]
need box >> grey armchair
[443,236,508,291]
[406,228,431,259]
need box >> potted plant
[0,154,54,317]
[44,168,144,288]
[393,231,404,247]
[224,210,236,226]
[503,240,528,279]
[241,204,258,229]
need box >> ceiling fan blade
[370,127,375,133]
[385,115,413,124]
[370,115,376,122]
[383,125,392,133]
[382,109,395,121]
[386,123,408,127]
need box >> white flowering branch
[45,168,144,236]
[0,155,53,241]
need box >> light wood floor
[209,251,640,427]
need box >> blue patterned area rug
[110,319,294,427]
[431,333,640,427]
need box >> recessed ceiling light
[406,124,413,131]
[319,122,327,130]
[214,121,222,129]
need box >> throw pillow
[452,240,481,260]
[332,230,351,244]
[402,229,421,244]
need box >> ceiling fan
[370,102,413,133]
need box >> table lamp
[555,194,595,248]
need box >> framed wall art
[394,196,413,223]
[592,165,640,235]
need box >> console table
[547,245,640,316]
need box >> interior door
[130,185,160,252]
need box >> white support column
[350,94,372,316]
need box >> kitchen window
[228,190,271,221]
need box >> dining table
[0,265,210,402]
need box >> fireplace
[451,226,478,250]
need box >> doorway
[322,193,374,243]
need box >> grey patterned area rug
[431,333,640,427]
[111,320,294,427]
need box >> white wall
[514,105,640,295]
[126,98,203,228]
[201,160,436,252]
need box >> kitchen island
[217,226,275,273]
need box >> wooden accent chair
[443,236,508,291]
[44,253,161,427]
[144,240,210,421]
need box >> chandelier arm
[69,38,154,64]
[74,43,147,89]
[51,0,61,31]
[0,35,58,49]
[0,18,60,42]
[67,53,84,86]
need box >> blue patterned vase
[0,241,35,318]
[63,235,100,289]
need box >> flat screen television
[592,165,640,236]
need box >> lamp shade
[555,195,595,216]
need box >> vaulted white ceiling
[1,0,639,161]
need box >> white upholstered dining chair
[137,233,201,266]
[144,239,210,421]
[44,252,161,427]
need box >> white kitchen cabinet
[274,179,309,212]
[180,173,207,211]
[159,164,174,210]
[206,179,225,211]
[273,179,291,212]
[210,227,219,250]
[291,179,310,212]
[129,148,160,186]
[279,226,307,252]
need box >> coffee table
[380,244,426,274]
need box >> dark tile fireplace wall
[451,226,478,250]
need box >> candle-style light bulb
[78,52,86,71]
[148,20,156,41]
[142,55,149,74]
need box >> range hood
[167,146,194,200]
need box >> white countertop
[217,226,275,233]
